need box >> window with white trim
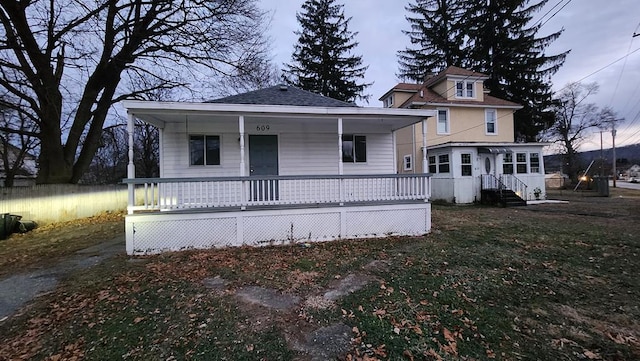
[189,135,220,166]
[384,95,393,108]
[438,154,450,173]
[403,154,413,171]
[342,135,367,163]
[516,152,527,174]
[428,155,437,173]
[503,152,514,174]
[530,153,540,173]
[437,109,449,134]
[461,153,472,176]
[455,80,475,98]
[485,109,497,135]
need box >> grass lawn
[1,189,639,360]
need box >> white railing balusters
[126,174,431,212]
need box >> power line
[539,0,573,28]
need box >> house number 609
[256,125,270,131]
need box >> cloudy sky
[259,0,640,151]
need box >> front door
[249,135,279,201]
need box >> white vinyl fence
[0,184,128,224]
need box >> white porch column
[337,118,344,175]
[239,115,246,176]
[338,118,344,206]
[127,112,135,214]
[421,119,428,173]
[422,119,429,202]
[239,115,246,210]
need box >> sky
[259,0,640,152]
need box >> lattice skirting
[125,203,431,255]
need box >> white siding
[162,130,242,178]
[343,133,395,175]
[279,133,338,175]
[158,119,396,178]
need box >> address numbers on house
[256,125,270,131]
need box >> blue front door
[249,135,279,201]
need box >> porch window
[485,109,497,135]
[428,155,437,173]
[189,135,220,166]
[530,153,540,173]
[461,153,472,176]
[437,109,449,134]
[438,154,450,173]
[516,152,527,174]
[403,154,413,171]
[503,152,514,174]
[342,135,367,163]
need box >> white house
[123,85,435,255]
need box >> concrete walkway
[0,236,124,321]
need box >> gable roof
[423,66,489,88]
[398,86,521,108]
[379,66,520,109]
[208,85,357,108]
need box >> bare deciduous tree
[0,103,38,187]
[0,0,271,184]
[545,82,610,181]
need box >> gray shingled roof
[208,85,357,107]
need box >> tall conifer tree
[463,0,569,141]
[283,0,371,103]
[398,0,568,141]
[398,0,466,82]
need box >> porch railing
[123,174,431,213]
[480,174,528,199]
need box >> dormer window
[455,81,475,98]
[384,95,394,108]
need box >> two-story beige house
[381,66,547,204]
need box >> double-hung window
[455,81,475,98]
[342,135,367,163]
[530,153,540,173]
[485,109,497,135]
[403,154,413,171]
[437,109,450,134]
[461,153,472,176]
[189,135,220,166]
[438,154,450,173]
[503,152,514,174]
[516,153,527,174]
[428,155,437,173]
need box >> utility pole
[600,131,604,176]
[612,125,617,188]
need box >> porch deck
[124,174,432,255]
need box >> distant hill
[544,143,640,174]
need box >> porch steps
[480,189,527,207]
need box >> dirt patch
[236,286,300,310]
[290,323,352,361]
[323,273,375,301]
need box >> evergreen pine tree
[398,0,467,82]
[463,0,569,142]
[283,0,371,103]
[398,0,568,141]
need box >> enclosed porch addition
[123,90,434,255]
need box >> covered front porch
[123,97,435,255]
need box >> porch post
[421,119,428,202]
[239,115,246,210]
[127,112,135,214]
[239,115,246,176]
[421,119,427,173]
[338,118,344,205]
